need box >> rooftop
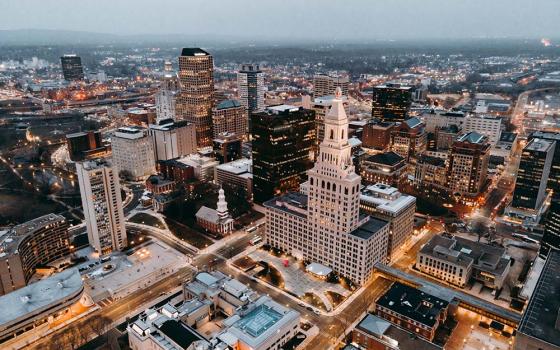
[0,268,83,327]
[224,296,300,348]
[360,184,416,215]
[158,319,205,349]
[365,152,405,166]
[525,138,555,153]
[263,192,308,219]
[0,213,66,256]
[518,250,560,346]
[376,282,449,327]
[349,216,389,240]
[181,48,210,57]
[418,154,446,167]
[356,314,441,350]
[457,131,487,144]
[266,104,301,114]
[499,131,518,143]
[404,117,423,129]
[216,99,242,110]
[216,158,252,176]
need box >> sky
[1,0,559,41]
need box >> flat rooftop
[266,104,301,113]
[376,282,449,328]
[365,151,404,166]
[0,213,66,256]
[518,250,560,347]
[263,192,308,219]
[350,216,388,240]
[525,138,555,153]
[216,158,252,176]
[0,268,83,327]
[356,314,441,350]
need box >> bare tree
[471,221,488,243]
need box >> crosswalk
[97,296,114,308]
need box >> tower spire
[216,187,229,218]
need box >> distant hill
[0,29,260,46]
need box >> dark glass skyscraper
[511,138,555,211]
[371,83,413,122]
[529,131,560,200]
[251,105,316,203]
[60,54,84,81]
[541,200,560,258]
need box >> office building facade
[371,83,413,122]
[177,48,214,147]
[447,132,490,199]
[60,54,84,81]
[111,127,155,180]
[251,105,315,203]
[76,159,126,255]
[66,130,109,161]
[0,214,70,296]
[360,184,416,261]
[149,119,197,161]
[237,64,265,115]
[212,100,248,139]
[312,73,349,99]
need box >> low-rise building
[390,117,427,163]
[464,114,502,146]
[216,296,300,350]
[414,155,448,193]
[214,158,252,199]
[417,235,511,290]
[195,188,234,236]
[128,308,211,350]
[146,174,176,195]
[360,184,416,261]
[360,152,407,188]
[351,313,441,350]
[374,282,449,342]
[362,120,395,151]
[176,154,219,182]
[0,268,87,343]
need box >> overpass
[374,263,522,328]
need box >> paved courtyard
[248,249,351,311]
[446,307,514,350]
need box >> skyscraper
[237,64,265,115]
[155,88,177,123]
[60,54,84,81]
[149,119,197,161]
[111,126,156,180]
[528,131,560,200]
[446,132,490,199]
[506,138,555,226]
[177,48,214,147]
[76,159,126,256]
[371,83,413,122]
[212,100,248,139]
[251,105,315,203]
[312,73,349,99]
[541,200,560,258]
[264,88,390,285]
[512,139,554,211]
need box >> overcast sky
[1,0,559,41]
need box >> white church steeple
[216,187,229,219]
